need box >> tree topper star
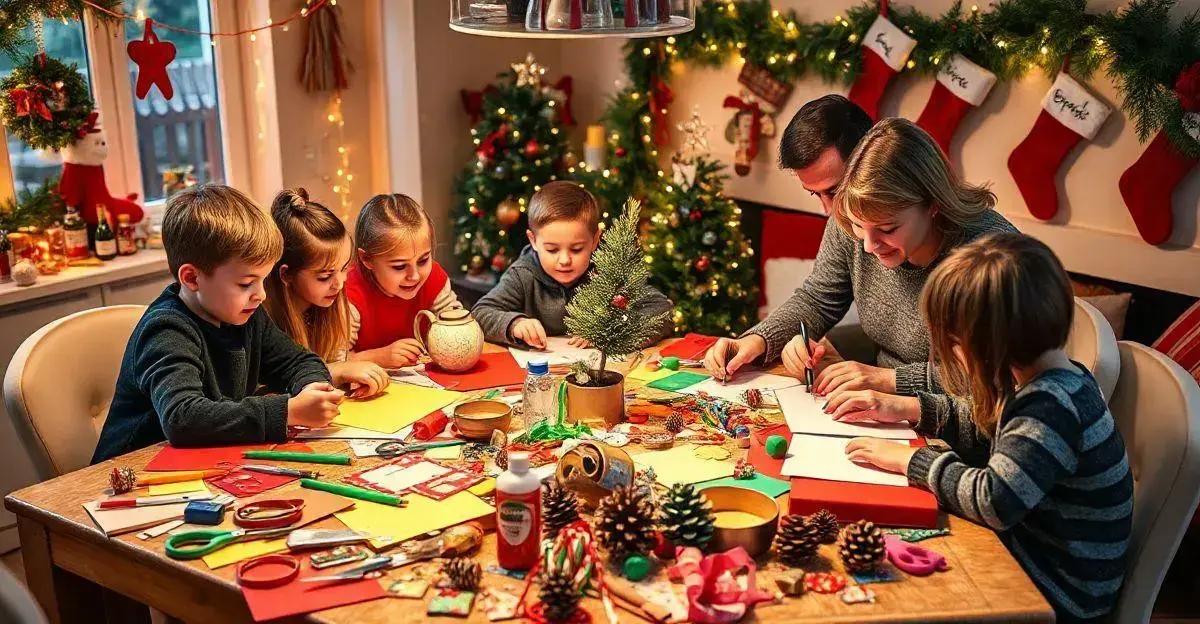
[677,107,712,161]
[512,53,547,89]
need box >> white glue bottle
[495,451,542,571]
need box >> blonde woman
[704,118,1016,459]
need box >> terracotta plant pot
[566,370,625,427]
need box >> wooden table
[5,343,1054,624]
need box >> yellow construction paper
[425,445,462,460]
[148,480,208,496]
[333,384,464,434]
[634,444,735,487]
[202,538,287,569]
[467,478,495,497]
[627,365,675,383]
[334,491,493,549]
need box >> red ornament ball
[694,256,711,272]
[491,252,510,272]
[524,139,541,157]
[689,209,703,222]
[611,294,629,310]
[615,147,627,158]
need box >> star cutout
[677,107,711,161]
[512,52,547,89]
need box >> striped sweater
[906,365,1133,623]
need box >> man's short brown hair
[162,184,283,278]
[527,181,600,232]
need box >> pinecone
[809,509,840,544]
[838,520,886,573]
[594,485,658,563]
[109,466,136,494]
[495,448,509,471]
[660,483,715,549]
[539,568,582,623]
[664,412,685,434]
[772,514,821,566]
[543,482,581,541]
[443,557,481,591]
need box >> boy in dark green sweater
[92,185,343,463]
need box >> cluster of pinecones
[772,510,885,572]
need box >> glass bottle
[94,205,117,261]
[117,214,137,256]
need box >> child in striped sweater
[845,233,1132,623]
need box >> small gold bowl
[703,486,780,557]
[453,400,512,440]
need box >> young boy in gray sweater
[473,181,673,348]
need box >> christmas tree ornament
[491,249,510,272]
[653,531,675,560]
[127,19,176,100]
[12,260,37,287]
[1118,61,1200,245]
[542,482,581,541]
[701,231,717,245]
[622,554,651,581]
[677,107,712,162]
[593,484,658,563]
[109,466,136,494]
[511,52,546,88]
[664,412,685,434]
[610,293,629,310]
[914,54,997,154]
[443,557,482,591]
[1008,70,1112,221]
[772,514,821,566]
[614,146,627,158]
[809,509,840,544]
[839,520,887,573]
[524,139,541,157]
[688,208,703,222]
[693,256,710,272]
[537,568,583,623]
[847,4,918,120]
[495,198,522,227]
[660,483,715,549]
[0,53,94,151]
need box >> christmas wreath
[0,53,95,151]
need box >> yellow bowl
[703,486,780,557]
[453,400,513,440]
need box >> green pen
[242,450,352,465]
[300,478,406,507]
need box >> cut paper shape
[659,333,718,360]
[509,336,597,367]
[333,384,464,434]
[776,385,916,440]
[144,444,269,472]
[207,468,296,499]
[84,500,189,537]
[334,491,493,549]
[294,424,415,440]
[682,370,800,404]
[646,371,710,393]
[423,351,526,391]
[634,444,735,487]
[626,364,676,383]
[696,473,791,499]
[148,480,208,496]
[201,488,354,568]
[780,434,909,487]
[426,444,463,460]
[241,558,387,622]
[390,368,444,388]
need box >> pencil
[242,450,351,465]
[800,321,815,393]
[300,478,406,507]
[135,469,227,486]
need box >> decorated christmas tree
[645,111,758,336]
[452,53,576,282]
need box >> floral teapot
[414,308,484,372]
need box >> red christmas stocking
[915,54,996,155]
[1008,72,1111,220]
[847,13,916,120]
[1118,128,1198,245]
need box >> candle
[713,510,767,529]
[585,124,605,148]
[585,124,607,171]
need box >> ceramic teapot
[413,308,483,372]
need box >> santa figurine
[59,114,144,227]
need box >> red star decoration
[127,19,176,100]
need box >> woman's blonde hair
[263,188,350,361]
[834,118,996,236]
[354,193,433,276]
[921,232,1074,436]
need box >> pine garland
[0,176,65,232]
[0,1,122,59]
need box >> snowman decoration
[59,115,144,227]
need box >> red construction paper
[423,351,526,391]
[143,444,269,472]
[660,333,719,360]
[240,557,387,621]
[207,468,297,498]
[412,410,449,440]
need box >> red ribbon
[75,111,100,138]
[650,76,674,146]
[550,76,575,126]
[476,123,508,160]
[723,95,765,160]
[460,85,497,125]
[9,86,52,121]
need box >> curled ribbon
[650,76,674,146]
[722,95,765,160]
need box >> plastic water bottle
[522,359,556,431]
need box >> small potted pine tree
[564,198,671,426]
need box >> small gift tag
[389,578,431,599]
[428,589,475,617]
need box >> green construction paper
[646,371,709,392]
[696,473,791,499]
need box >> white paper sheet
[680,370,801,404]
[295,424,415,440]
[509,336,598,367]
[776,385,917,440]
[781,434,910,487]
[388,368,444,389]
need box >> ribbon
[74,111,99,138]
[669,546,774,624]
[9,86,52,121]
[476,123,508,160]
[722,95,765,160]
[547,76,575,126]
[650,76,674,146]
[460,85,497,125]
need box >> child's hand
[330,360,390,399]
[512,318,547,349]
[379,338,424,369]
[287,382,345,429]
[844,437,918,475]
[824,389,920,426]
[567,336,591,348]
[814,361,897,395]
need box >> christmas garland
[0,0,122,59]
[0,54,95,150]
[0,176,65,232]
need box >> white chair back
[1066,298,1120,401]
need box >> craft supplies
[387,523,485,569]
[208,468,296,498]
[299,478,405,507]
[427,588,476,617]
[412,409,450,440]
[555,441,635,508]
[287,529,371,551]
[98,492,214,510]
[622,555,651,581]
[886,527,951,542]
[166,526,296,560]
[640,431,674,449]
[199,490,355,569]
[732,458,755,480]
[239,558,388,622]
[668,546,774,623]
[333,492,493,550]
[144,444,269,472]
[237,554,301,589]
[659,333,718,360]
[135,519,184,540]
[804,572,847,594]
[702,486,778,557]
[110,467,137,494]
[375,439,465,459]
[781,434,909,487]
[84,499,192,537]
[884,534,949,576]
[424,351,526,391]
[302,555,395,583]
[233,499,305,529]
[454,399,514,440]
[495,452,542,571]
[646,371,709,392]
[389,578,432,599]
[509,336,597,367]
[774,573,805,597]
[764,435,788,459]
[799,321,815,391]
[148,480,208,496]
[334,384,465,434]
[241,450,350,465]
[346,454,484,500]
[633,445,735,487]
[184,500,228,525]
[137,469,227,486]
[242,464,320,479]
[851,567,901,584]
[478,588,520,620]
[775,385,916,439]
[840,585,876,605]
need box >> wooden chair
[1107,341,1200,623]
[3,305,145,479]
[0,565,46,624]
[1065,297,1120,402]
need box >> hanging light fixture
[450,0,695,38]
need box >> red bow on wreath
[475,123,509,161]
[75,111,100,139]
[722,95,765,160]
[650,76,674,146]
[9,85,52,122]
[1175,61,1200,113]
[460,85,498,125]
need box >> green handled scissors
[165,526,295,560]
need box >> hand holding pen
[780,325,826,393]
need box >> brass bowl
[703,486,780,557]
[452,400,512,440]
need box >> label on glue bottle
[495,452,542,571]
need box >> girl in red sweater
[345,193,462,368]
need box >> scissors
[375,440,464,459]
[302,555,396,583]
[165,526,295,560]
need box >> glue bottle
[496,451,542,571]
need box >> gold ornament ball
[496,199,522,228]
[467,255,486,276]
